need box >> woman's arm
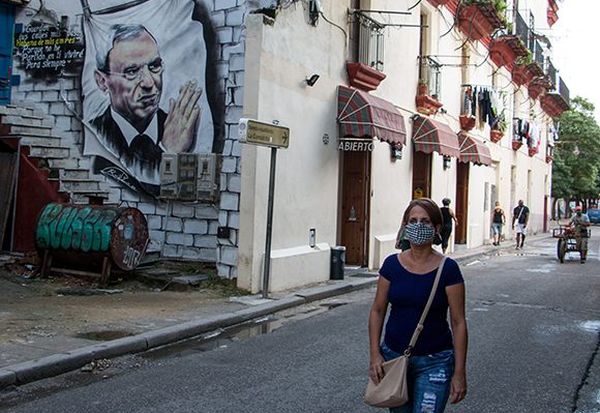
[450,208,459,225]
[368,276,390,384]
[447,282,468,404]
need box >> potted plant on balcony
[490,34,528,68]
[512,138,523,151]
[511,52,533,86]
[490,116,506,143]
[416,81,443,115]
[458,0,507,41]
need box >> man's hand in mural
[162,80,202,153]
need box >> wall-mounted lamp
[305,74,320,87]
[390,144,403,161]
[443,155,452,170]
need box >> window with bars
[354,11,385,71]
[419,56,442,100]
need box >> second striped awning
[458,132,492,166]
[411,116,461,158]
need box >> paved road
[1,233,600,413]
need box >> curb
[0,277,376,390]
[0,236,551,390]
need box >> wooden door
[455,162,470,244]
[412,151,431,199]
[341,150,370,266]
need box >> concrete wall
[238,4,347,293]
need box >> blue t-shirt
[379,254,464,356]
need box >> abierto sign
[239,118,290,149]
[338,138,374,151]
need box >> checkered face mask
[404,222,435,246]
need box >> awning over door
[336,85,406,146]
[411,115,460,158]
[458,132,492,166]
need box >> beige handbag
[364,257,447,408]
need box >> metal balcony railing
[356,11,385,72]
[559,77,570,105]
[546,58,557,89]
[530,39,544,68]
[419,56,442,100]
[515,12,529,49]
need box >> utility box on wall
[159,153,220,203]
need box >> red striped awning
[336,85,406,146]
[458,132,492,166]
[411,116,461,158]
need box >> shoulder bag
[364,257,447,408]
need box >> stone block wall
[9,0,248,278]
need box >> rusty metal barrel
[35,203,149,272]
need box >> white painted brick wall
[184,219,208,234]
[172,203,195,218]
[165,217,183,232]
[220,192,239,211]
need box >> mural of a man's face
[96,30,163,130]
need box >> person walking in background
[369,198,468,412]
[512,200,530,250]
[491,201,505,246]
[440,198,458,254]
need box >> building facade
[0,0,568,293]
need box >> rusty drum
[35,203,149,271]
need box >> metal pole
[262,147,277,299]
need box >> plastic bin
[330,246,346,280]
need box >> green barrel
[35,203,149,271]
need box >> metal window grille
[356,12,385,71]
[419,56,442,100]
[515,12,529,49]
[546,58,557,89]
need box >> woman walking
[491,201,505,246]
[440,198,458,254]
[368,198,468,412]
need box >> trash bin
[330,246,346,280]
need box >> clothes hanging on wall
[513,118,529,142]
[462,85,499,130]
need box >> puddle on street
[140,302,348,360]
[579,320,600,333]
[75,330,134,341]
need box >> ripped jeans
[381,342,454,413]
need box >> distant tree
[552,96,600,215]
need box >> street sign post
[238,118,290,148]
[239,118,290,298]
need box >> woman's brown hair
[401,198,444,230]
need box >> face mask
[404,222,435,246]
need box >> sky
[552,1,600,120]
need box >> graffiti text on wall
[14,23,84,81]
[36,203,116,253]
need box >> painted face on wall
[98,31,163,131]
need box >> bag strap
[404,256,447,356]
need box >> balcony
[541,75,570,118]
[490,35,528,70]
[416,56,443,115]
[457,1,506,41]
[347,11,386,91]
[511,12,545,86]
